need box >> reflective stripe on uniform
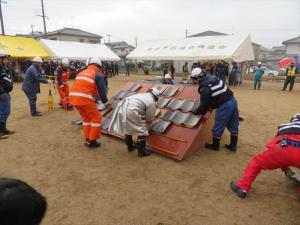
[91,123,101,127]
[83,122,91,126]
[211,80,223,90]
[76,76,95,83]
[212,85,227,97]
[69,92,94,100]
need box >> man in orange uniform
[70,58,109,148]
[55,58,71,108]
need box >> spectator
[229,62,239,86]
[282,61,298,91]
[215,60,227,82]
[0,178,47,225]
[125,61,130,76]
[170,63,175,79]
[253,62,264,90]
[182,62,189,80]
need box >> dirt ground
[1,73,299,225]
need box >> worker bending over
[70,58,109,148]
[231,113,300,199]
[108,88,159,157]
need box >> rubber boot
[230,181,247,198]
[0,122,8,139]
[86,140,101,148]
[125,135,135,152]
[3,122,15,135]
[137,136,152,157]
[205,137,220,151]
[225,135,238,152]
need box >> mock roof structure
[127,34,254,62]
[40,39,120,61]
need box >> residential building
[105,41,135,66]
[282,36,300,57]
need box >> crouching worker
[70,58,109,148]
[0,178,47,225]
[55,58,72,110]
[192,67,240,151]
[108,88,159,157]
[231,113,300,199]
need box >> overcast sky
[3,0,300,48]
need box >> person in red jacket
[70,58,110,148]
[231,113,300,199]
[55,58,71,108]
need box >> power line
[0,0,7,35]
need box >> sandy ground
[0,73,300,225]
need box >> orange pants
[56,83,70,104]
[74,103,102,141]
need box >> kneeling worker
[108,88,159,157]
[70,58,109,148]
[231,113,300,199]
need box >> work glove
[284,168,295,180]
[61,85,65,91]
[47,79,53,84]
[104,102,112,109]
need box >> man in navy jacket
[22,57,50,116]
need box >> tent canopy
[127,34,254,62]
[40,39,120,61]
[0,36,50,58]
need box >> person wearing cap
[230,113,300,199]
[192,67,240,152]
[160,74,174,85]
[69,57,109,148]
[0,50,14,139]
[54,58,71,108]
[253,62,264,90]
[282,61,298,91]
[22,57,51,117]
[108,88,159,157]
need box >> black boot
[86,140,101,148]
[3,122,15,135]
[137,136,152,157]
[205,137,220,151]
[230,181,247,198]
[125,135,135,152]
[0,122,8,139]
[225,135,238,152]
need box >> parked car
[250,66,279,77]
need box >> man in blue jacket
[0,50,14,139]
[22,57,51,117]
[192,68,240,151]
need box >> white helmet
[150,88,160,98]
[0,50,10,58]
[191,68,203,78]
[32,56,43,63]
[61,58,69,65]
[257,62,262,65]
[85,58,91,66]
[291,113,300,122]
[89,57,101,66]
[164,74,172,79]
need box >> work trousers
[237,140,300,193]
[254,78,262,89]
[213,98,239,138]
[74,102,102,141]
[23,91,37,115]
[0,93,10,123]
[56,83,70,104]
[282,76,296,91]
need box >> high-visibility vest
[287,67,296,76]
[69,65,98,106]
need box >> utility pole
[0,0,7,35]
[134,36,138,48]
[106,34,111,43]
[31,24,35,36]
[39,0,47,34]
[185,28,189,37]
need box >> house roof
[16,31,44,38]
[105,41,134,49]
[188,30,228,37]
[44,28,102,39]
[271,46,285,51]
[282,36,300,45]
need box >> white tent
[40,39,120,61]
[127,34,254,62]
